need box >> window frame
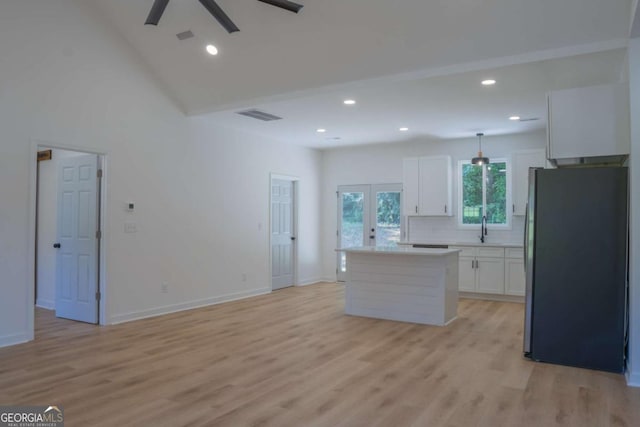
[457,158,512,230]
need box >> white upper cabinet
[512,150,545,216]
[402,158,420,216]
[419,156,452,216]
[547,83,630,162]
[403,156,452,216]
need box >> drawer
[450,246,475,257]
[476,247,504,258]
[505,247,524,259]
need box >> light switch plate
[124,222,137,233]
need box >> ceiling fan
[145,0,304,33]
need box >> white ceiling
[201,49,628,148]
[89,0,632,148]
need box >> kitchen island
[339,246,460,326]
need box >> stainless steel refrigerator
[523,167,628,373]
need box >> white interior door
[271,179,295,290]
[337,184,402,281]
[55,153,99,323]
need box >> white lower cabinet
[458,257,476,292]
[453,246,505,295]
[505,248,525,296]
[476,257,505,294]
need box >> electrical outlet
[161,282,169,293]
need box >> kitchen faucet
[480,215,488,243]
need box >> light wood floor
[1,283,638,426]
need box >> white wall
[321,131,545,279]
[36,149,85,310]
[627,38,640,387]
[0,0,322,346]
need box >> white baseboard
[0,332,31,348]
[109,287,271,325]
[36,298,55,310]
[626,364,640,387]
[296,277,335,286]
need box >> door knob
[53,243,61,249]
[290,237,296,241]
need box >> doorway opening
[336,183,403,282]
[31,144,107,336]
[270,174,299,291]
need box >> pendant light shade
[472,132,490,165]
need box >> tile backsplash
[407,216,525,246]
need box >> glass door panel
[337,185,370,281]
[341,192,366,249]
[373,184,402,247]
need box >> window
[459,159,510,228]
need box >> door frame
[269,173,299,291]
[28,139,109,336]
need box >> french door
[336,183,403,281]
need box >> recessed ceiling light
[343,99,356,105]
[509,116,521,121]
[399,127,409,132]
[316,128,326,133]
[206,44,218,55]
[481,79,496,86]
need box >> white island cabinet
[340,246,459,326]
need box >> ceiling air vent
[236,109,283,121]
[176,30,194,40]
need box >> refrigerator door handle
[523,204,528,271]
[523,167,538,357]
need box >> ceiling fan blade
[198,0,240,33]
[145,0,170,26]
[257,0,304,14]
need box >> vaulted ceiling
[89,0,632,147]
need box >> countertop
[337,246,461,256]
[398,241,523,248]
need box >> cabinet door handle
[513,204,515,213]
[444,205,447,214]
[472,260,475,269]
[415,205,418,214]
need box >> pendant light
[472,132,490,165]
